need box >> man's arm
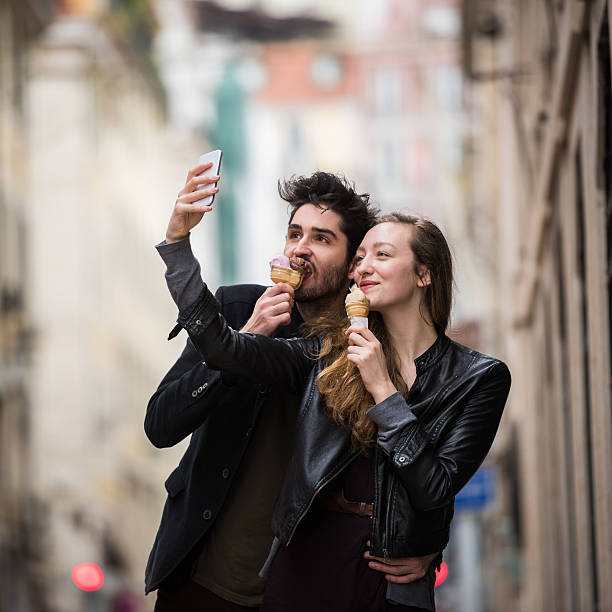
[146,161,296,447]
[145,277,299,448]
[147,247,298,448]
[161,160,295,329]
[363,546,439,584]
[144,338,222,448]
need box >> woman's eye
[377,251,389,257]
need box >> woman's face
[351,222,429,311]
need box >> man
[145,162,436,611]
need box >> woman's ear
[416,266,431,288]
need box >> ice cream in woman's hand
[345,285,370,328]
[269,255,305,290]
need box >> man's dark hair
[278,172,379,263]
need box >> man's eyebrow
[288,224,338,240]
[312,227,338,239]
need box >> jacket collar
[414,333,451,375]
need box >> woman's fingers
[347,332,367,347]
[347,347,369,367]
[346,325,377,341]
[346,324,375,336]
[347,345,364,355]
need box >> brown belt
[322,489,373,518]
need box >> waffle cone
[270,266,303,290]
[345,303,369,318]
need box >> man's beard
[295,262,348,303]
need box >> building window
[433,65,462,111]
[310,54,342,89]
[375,139,401,188]
[420,4,460,38]
[407,137,433,189]
[374,68,402,115]
[289,116,302,157]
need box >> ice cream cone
[270,266,303,290]
[345,285,370,328]
[345,303,369,318]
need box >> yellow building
[462,1,612,610]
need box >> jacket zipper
[382,472,395,559]
[286,451,359,545]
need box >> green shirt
[192,390,299,606]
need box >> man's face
[283,204,350,302]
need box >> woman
[175,214,511,612]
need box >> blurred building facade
[13,0,612,610]
[178,0,471,301]
[462,0,612,610]
[0,2,54,610]
[2,0,214,610]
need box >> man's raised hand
[166,162,219,244]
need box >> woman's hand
[166,161,220,243]
[346,325,397,404]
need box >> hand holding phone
[195,149,223,207]
[165,150,223,243]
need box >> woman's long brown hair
[307,214,453,450]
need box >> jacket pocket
[164,467,187,497]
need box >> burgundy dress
[261,453,388,612]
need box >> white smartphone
[195,149,223,207]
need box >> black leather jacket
[178,286,511,559]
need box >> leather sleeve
[177,286,316,396]
[384,361,510,512]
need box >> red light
[72,563,104,591]
[434,561,448,587]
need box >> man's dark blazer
[144,284,302,594]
